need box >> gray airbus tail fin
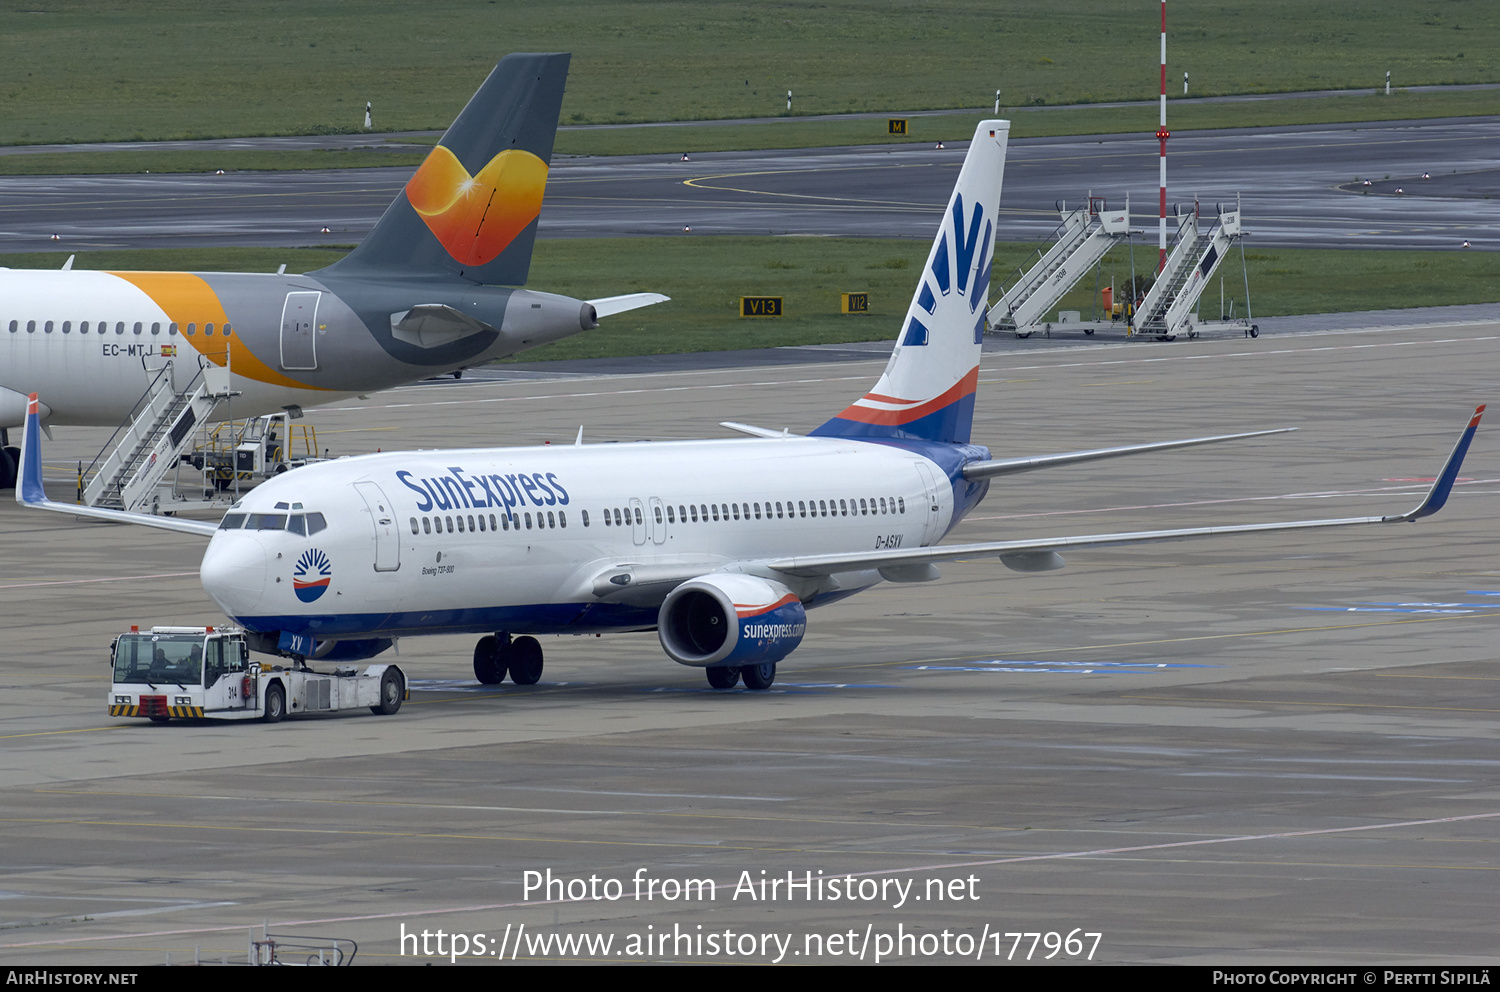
[319,52,570,286]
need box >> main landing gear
[705,662,776,691]
[473,633,544,686]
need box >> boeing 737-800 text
[17,120,1484,692]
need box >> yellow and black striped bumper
[109,704,204,718]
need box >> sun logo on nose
[404,145,549,267]
[293,548,332,603]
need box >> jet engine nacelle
[658,574,806,669]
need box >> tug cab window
[112,632,207,687]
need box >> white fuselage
[0,270,351,427]
[200,436,960,641]
[0,268,599,429]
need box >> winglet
[15,391,217,537]
[1386,404,1485,522]
[17,393,47,506]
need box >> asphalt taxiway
[2,318,1498,965]
[3,117,1497,255]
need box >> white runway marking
[318,328,1500,414]
[11,810,1493,947]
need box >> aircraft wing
[767,405,1485,579]
[962,428,1295,480]
[587,292,670,318]
[14,393,219,538]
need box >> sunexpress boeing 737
[0,52,666,489]
[17,120,1486,692]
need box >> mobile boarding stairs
[988,197,1254,341]
[79,360,323,514]
[988,196,1132,338]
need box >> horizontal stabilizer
[963,428,1296,481]
[719,422,795,439]
[587,293,671,318]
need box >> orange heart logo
[405,145,549,267]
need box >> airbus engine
[658,574,806,669]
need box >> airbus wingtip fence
[1386,403,1486,522]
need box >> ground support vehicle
[108,626,406,723]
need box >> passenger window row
[407,496,908,535]
[6,319,233,337]
[412,509,566,535]
[622,497,906,525]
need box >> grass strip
[0,149,424,176]
[555,90,1500,157]
[3,239,1496,363]
[1,1,1496,146]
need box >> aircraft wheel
[0,447,15,490]
[371,669,403,715]
[706,666,740,690]
[508,636,543,685]
[473,635,506,684]
[741,662,776,691]
[262,683,286,723]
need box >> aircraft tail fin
[811,121,1009,446]
[319,53,570,286]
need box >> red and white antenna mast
[1157,1,1169,272]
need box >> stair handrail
[80,362,176,495]
[84,364,208,507]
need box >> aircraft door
[280,291,320,370]
[649,497,668,545]
[912,461,944,545]
[202,637,250,710]
[629,497,646,546]
[353,481,401,571]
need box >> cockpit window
[218,507,323,535]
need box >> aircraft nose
[200,534,268,618]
